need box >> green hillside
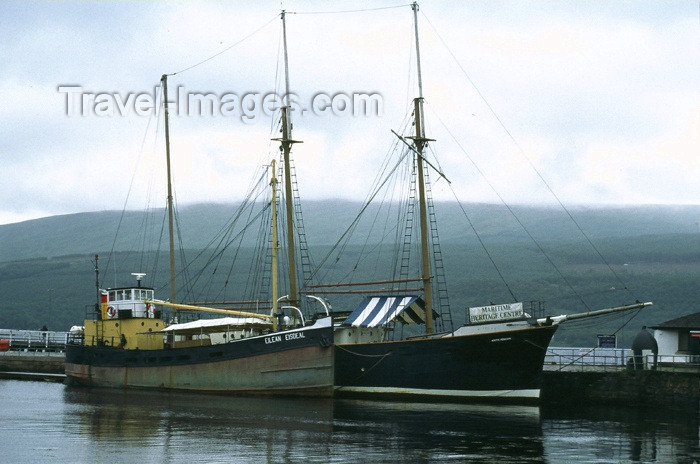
[0,202,698,348]
[1,202,699,261]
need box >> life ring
[106,306,117,319]
[147,303,155,318]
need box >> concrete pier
[541,346,700,406]
[0,351,65,374]
[0,329,68,377]
[541,370,700,406]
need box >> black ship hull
[334,323,558,402]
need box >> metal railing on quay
[545,347,700,372]
[545,347,629,372]
[0,329,70,353]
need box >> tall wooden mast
[93,254,100,312]
[275,10,302,308]
[161,74,177,304]
[270,158,280,329]
[411,2,434,334]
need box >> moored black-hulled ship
[325,3,651,402]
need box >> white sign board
[468,302,524,324]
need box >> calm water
[1,379,698,463]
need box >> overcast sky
[1,0,698,225]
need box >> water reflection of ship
[62,386,545,461]
[331,400,544,461]
[63,387,334,443]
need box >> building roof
[651,311,700,330]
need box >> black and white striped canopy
[342,295,433,327]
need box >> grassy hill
[2,202,699,261]
[0,201,698,348]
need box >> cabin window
[108,291,116,302]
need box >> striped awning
[342,295,433,327]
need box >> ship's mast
[275,10,302,308]
[161,74,177,304]
[93,254,100,312]
[412,2,425,127]
[270,159,280,330]
[411,2,434,334]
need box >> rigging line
[217,197,264,298]
[177,170,270,297]
[545,285,623,304]
[196,168,269,260]
[310,148,413,281]
[185,202,272,299]
[355,125,410,271]
[405,11,414,113]
[547,345,598,372]
[612,308,643,335]
[420,9,637,302]
[449,185,519,303]
[326,172,405,285]
[348,141,407,277]
[287,4,411,15]
[173,196,193,300]
[168,13,279,76]
[312,115,411,284]
[269,26,283,141]
[149,84,175,295]
[548,309,642,370]
[421,105,448,182]
[137,104,164,276]
[211,174,270,299]
[432,108,589,310]
[152,208,167,293]
[101,80,161,287]
[391,129,450,183]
